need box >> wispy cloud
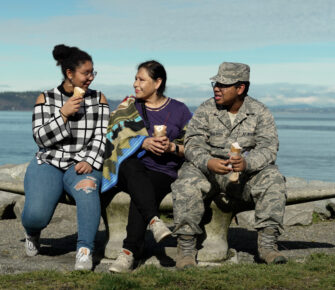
[1,0,334,97]
[251,83,335,107]
[1,0,334,50]
[84,0,335,48]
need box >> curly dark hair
[52,44,93,79]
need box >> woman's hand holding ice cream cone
[60,87,85,120]
[143,124,174,155]
[142,136,170,156]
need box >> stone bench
[1,163,335,263]
[100,183,335,262]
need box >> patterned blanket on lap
[102,96,148,193]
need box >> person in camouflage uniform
[172,62,287,269]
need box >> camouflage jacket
[184,96,279,175]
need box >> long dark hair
[138,60,167,96]
[52,44,93,79]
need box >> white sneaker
[25,233,40,257]
[75,247,93,271]
[149,216,172,243]
[109,249,134,273]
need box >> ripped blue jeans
[22,158,101,251]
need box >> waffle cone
[230,145,241,154]
[73,87,85,98]
[229,172,240,182]
[153,125,167,137]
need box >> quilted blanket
[101,96,148,193]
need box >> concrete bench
[1,163,335,263]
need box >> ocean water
[0,111,334,182]
[273,111,334,182]
[0,111,37,166]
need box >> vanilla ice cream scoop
[230,142,242,153]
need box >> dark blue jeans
[22,158,102,251]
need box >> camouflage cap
[210,62,250,84]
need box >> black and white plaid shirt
[33,84,110,170]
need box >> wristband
[60,109,69,118]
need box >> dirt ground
[0,203,334,274]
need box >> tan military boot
[258,227,288,264]
[176,235,197,269]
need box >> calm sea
[0,111,334,182]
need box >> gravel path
[0,203,334,274]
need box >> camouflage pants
[172,162,287,236]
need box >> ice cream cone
[153,125,167,137]
[229,172,240,182]
[230,146,241,154]
[229,142,242,183]
[73,87,86,98]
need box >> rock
[13,196,25,221]
[197,211,232,262]
[236,198,335,228]
[283,203,314,226]
[309,180,335,187]
[0,163,27,194]
[0,163,28,180]
[286,178,335,204]
[236,201,316,227]
[0,191,21,219]
[285,177,309,188]
[313,199,335,219]
[328,200,335,214]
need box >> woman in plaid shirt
[21,44,110,271]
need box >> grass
[312,212,335,224]
[1,253,335,289]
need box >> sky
[0,0,334,107]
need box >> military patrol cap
[210,62,250,84]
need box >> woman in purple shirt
[109,60,192,273]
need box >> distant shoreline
[0,91,121,111]
[1,91,335,113]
